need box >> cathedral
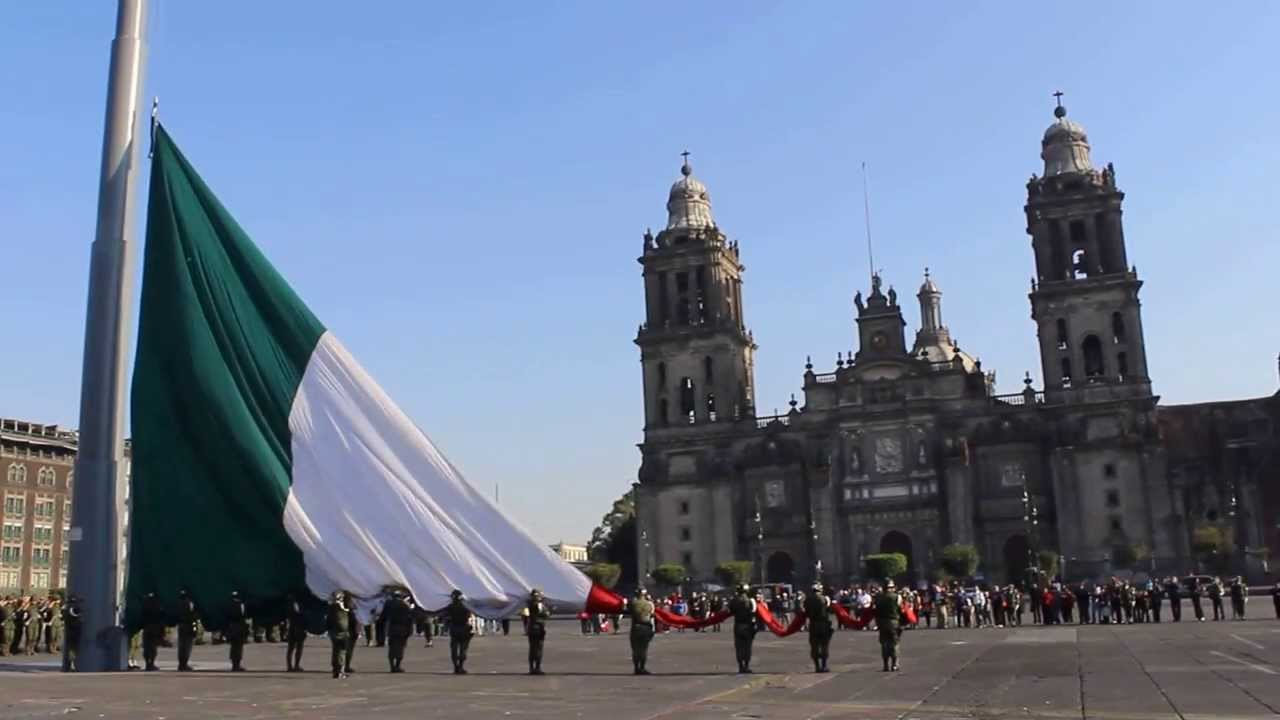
[632,101,1280,588]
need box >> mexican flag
[125,126,604,628]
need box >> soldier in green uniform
[140,592,166,671]
[526,588,550,675]
[728,584,758,674]
[445,589,473,674]
[175,589,199,672]
[804,583,834,673]
[874,580,907,672]
[628,588,656,675]
[326,590,351,679]
[285,593,308,672]
[60,595,82,672]
[384,589,413,673]
[225,591,249,671]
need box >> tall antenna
[861,161,876,284]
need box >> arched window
[656,362,667,389]
[1082,335,1105,378]
[1060,358,1073,387]
[1056,319,1069,350]
[1071,249,1088,279]
[7,464,27,485]
[703,356,714,383]
[679,377,696,424]
[705,393,717,422]
[1111,312,1126,343]
[1117,352,1129,380]
[657,398,669,427]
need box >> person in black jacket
[225,591,250,671]
[285,593,308,672]
[174,589,199,672]
[326,591,351,679]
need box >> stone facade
[633,104,1279,587]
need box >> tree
[864,553,907,581]
[938,544,980,579]
[649,563,686,589]
[1037,550,1059,577]
[587,489,638,585]
[1112,542,1150,569]
[584,563,622,589]
[714,561,754,588]
[1190,525,1233,573]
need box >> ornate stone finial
[1053,90,1066,118]
[836,351,844,368]
[789,393,798,411]
[1024,370,1033,387]
[805,355,813,371]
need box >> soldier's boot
[891,655,900,672]
[813,657,821,673]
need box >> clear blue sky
[4,3,1278,545]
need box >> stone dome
[666,159,715,230]
[1041,105,1094,177]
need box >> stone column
[945,461,973,544]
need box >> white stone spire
[666,153,715,231]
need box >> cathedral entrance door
[879,531,914,585]
[1003,534,1030,585]
[765,551,795,587]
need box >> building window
[1104,464,1116,479]
[66,470,73,491]
[1056,319,1069,350]
[32,547,51,567]
[31,571,49,589]
[36,468,56,488]
[705,393,717,422]
[1117,352,1129,379]
[2,523,21,542]
[0,546,20,565]
[679,527,691,542]
[1060,358,1073,387]
[33,525,53,544]
[678,500,690,516]
[4,494,25,517]
[34,496,55,520]
[1082,335,1106,378]
[675,272,691,325]
[0,570,18,588]
[843,487,854,502]
[679,377,696,423]
[1111,312,1126,343]
[1108,516,1122,533]
[62,502,72,527]
[6,464,27,485]
[657,271,670,324]
[1105,490,1120,508]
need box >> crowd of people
[6,575,1277,677]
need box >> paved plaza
[2,616,1279,719]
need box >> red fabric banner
[753,602,808,637]
[654,608,730,630]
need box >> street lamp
[640,529,651,585]
[753,495,764,586]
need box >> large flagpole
[66,0,148,672]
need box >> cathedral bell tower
[636,155,757,430]
[1025,97,1151,400]
[853,274,907,362]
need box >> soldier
[285,592,308,672]
[61,594,82,671]
[175,588,200,672]
[628,588,656,675]
[10,598,30,656]
[1208,578,1225,621]
[384,589,413,673]
[804,583,834,673]
[1187,576,1205,622]
[38,598,56,653]
[1151,580,1164,622]
[445,589,473,674]
[140,591,166,671]
[875,579,908,672]
[526,588,550,675]
[728,584,757,674]
[343,592,359,674]
[1166,577,1182,622]
[1229,577,1246,620]
[326,590,350,679]
[225,591,249,671]
[0,597,9,657]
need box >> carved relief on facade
[874,436,904,474]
